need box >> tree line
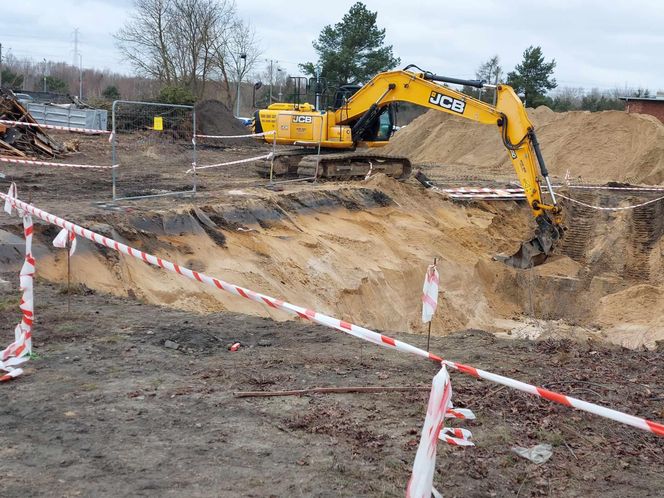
[300,2,652,113]
[1,0,261,109]
[115,0,259,107]
[0,53,160,102]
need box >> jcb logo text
[428,92,465,114]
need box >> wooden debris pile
[0,89,65,158]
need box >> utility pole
[235,53,247,117]
[42,58,47,92]
[268,59,274,104]
[0,43,3,89]
[78,53,83,100]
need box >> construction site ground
[1,110,664,496]
[1,280,662,497]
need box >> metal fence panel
[111,100,196,200]
[27,103,108,131]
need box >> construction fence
[111,100,197,200]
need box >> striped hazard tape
[0,156,117,169]
[408,366,475,498]
[193,130,274,140]
[439,187,526,200]
[0,185,34,381]
[421,264,439,323]
[0,119,111,135]
[554,191,664,212]
[0,188,662,439]
[188,153,272,173]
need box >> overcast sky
[2,0,663,92]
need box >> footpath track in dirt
[0,279,662,497]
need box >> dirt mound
[195,99,255,145]
[385,108,664,184]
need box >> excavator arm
[336,68,564,268]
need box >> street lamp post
[235,53,247,117]
[276,67,283,102]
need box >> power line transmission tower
[73,28,79,66]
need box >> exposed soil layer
[3,175,663,349]
[0,280,662,497]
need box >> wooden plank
[0,138,27,157]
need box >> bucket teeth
[495,215,564,269]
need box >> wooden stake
[233,385,431,398]
[426,257,437,352]
[66,237,71,313]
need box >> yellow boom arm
[336,69,559,220]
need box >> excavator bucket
[414,169,564,269]
[495,216,563,269]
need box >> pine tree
[507,46,557,107]
[299,2,400,87]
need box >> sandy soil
[385,107,664,185]
[3,167,663,349]
[1,278,662,497]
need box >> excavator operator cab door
[332,83,396,143]
[375,105,397,141]
[333,84,363,110]
[359,105,396,143]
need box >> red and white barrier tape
[407,366,475,498]
[567,185,664,191]
[0,190,662,439]
[0,156,117,170]
[442,187,524,194]
[1,185,34,381]
[510,180,664,193]
[193,131,274,140]
[554,191,664,211]
[441,184,664,203]
[0,119,111,135]
[53,227,77,255]
[421,264,439,323]
[187,153,272,173]
[433,186,526,201]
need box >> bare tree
[226,20,260,83]
[115,0,175,83]
[210,17,261,107]
[115,0,252,101]
[476,55,502,104]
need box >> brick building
[620,93,664,123]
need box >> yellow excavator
[252,66,564,268]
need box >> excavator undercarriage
[255,149,412,179]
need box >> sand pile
[385,107,664,184]
[195,100,255,145]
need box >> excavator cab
[333,84,362,110]
[333,84,397,143]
